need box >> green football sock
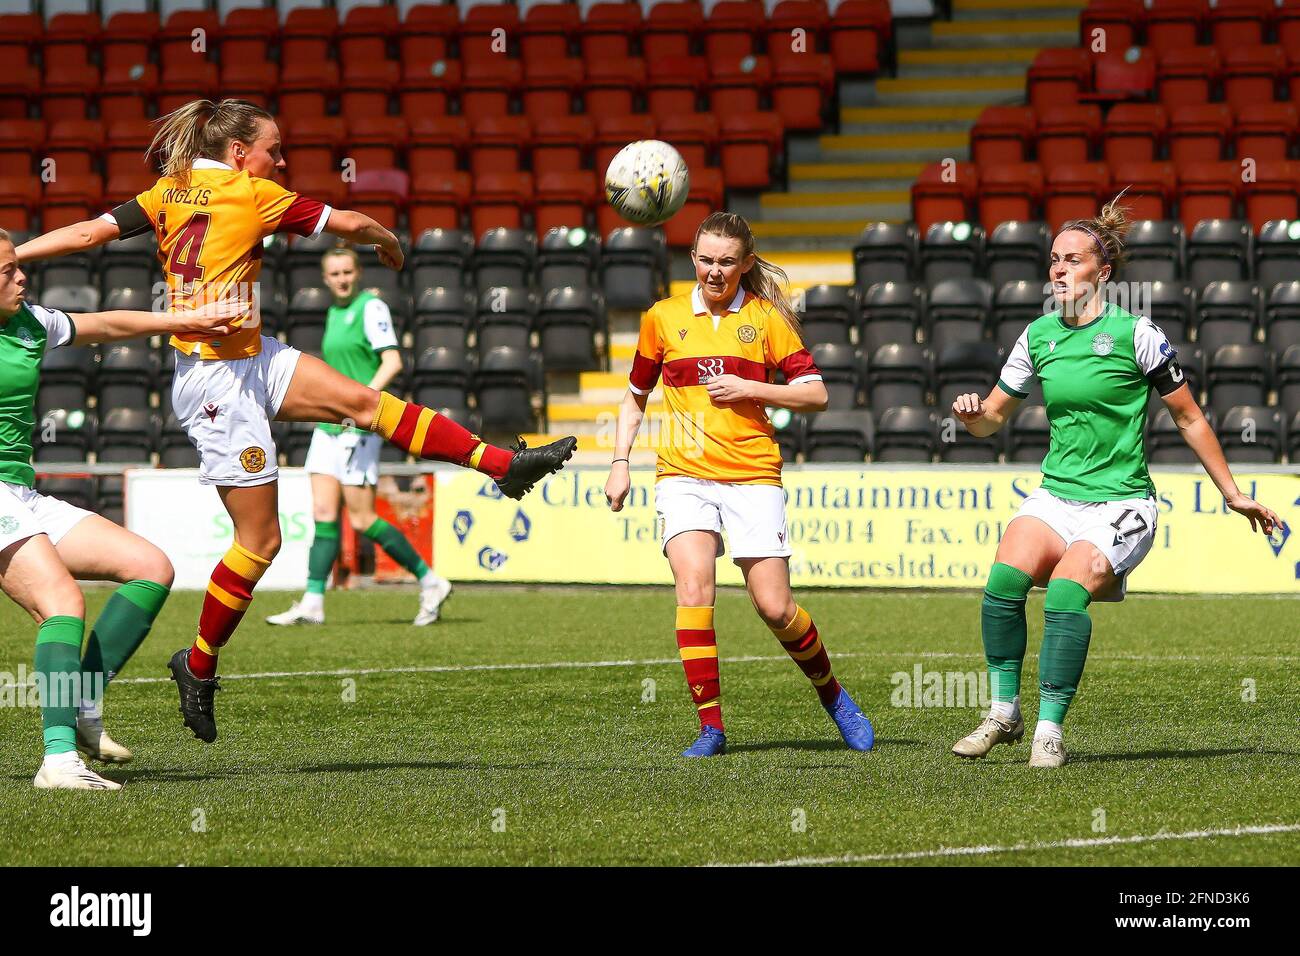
[35,615,85,756]
[364,518,430,580]
[80,580,170,713]
[982,562,1033,703]
[1039,578,1093,725]
[307,520,340,595]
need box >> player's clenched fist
[605,462,631,512]
[952,392,984,423]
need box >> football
[604,140,690,226]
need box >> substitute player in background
[951,196,1282,768]
[268,248,452,627]
[0,228,239,789]
[604,212,874,757]
[17,99,576,745]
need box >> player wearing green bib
[268,247,452,628]
[949,199,1283,768]
[0,228,240,789]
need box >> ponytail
[148,98,274,188]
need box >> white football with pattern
[604,140,691,226]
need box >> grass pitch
[1,586,1296,866]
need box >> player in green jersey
[267,247,452,627]
[0,228,240,789]
[949,198,1283,768]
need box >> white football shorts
[303,428,381,487]
[655,476,791,561]
[1012,487,1159,601]
[171,335,302,487]
[0,479,95,553]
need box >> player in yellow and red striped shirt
[604,213,875,757]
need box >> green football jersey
[316,291,399,435]
[0,302,76,488]
[997,302,1177,502]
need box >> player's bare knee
[754,596,792,629]
[132,546,174,588]
[348,511,375,533]
[348,387,381,431]
[39,578,84,622]
[677,580,713,607]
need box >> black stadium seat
[1195,281,1260,355]
[39,343,96,417]
[1008,403,1050,463]
[935,341,1000,413]
[1207,343,1269,417]
[96,407,155,463]
[927,277,992,354]
[412,346,474,410]
[1264,281,1300,354]
[986,220,1049,288]
[285,286,332,354]
[869,342,930,419]
[539,227,601,291]
[798,283,856,347]
[992,280,1048,351]
[920,221,984,284]
[414,287,475,352]
[858,280,923,354]
[411,229,474,294]
[475,286,536,353]
[805,410,873,462]
[537,286,604,372]
[159,414,199,469]
[810,342,862,409]
[875,405,936,462]
[1147,406,1197,464]
[474,346,537,432]
[1217,405,1283,463]
[1125,219,1184,283]
[602,227,668,311]
[39,284,99,315]
[853,221,917,288]
[98,342,157,412]
[99,231,158,299]
[1254,220,1300,290]
[1277,345,1300,422]
[1187,219,1252,289]
[34,408,95,464]
[473,228,536,294]
[285,233,340,296]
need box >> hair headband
[1071,224,1110,266]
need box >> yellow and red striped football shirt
[629,285,821,485]
[131,159,331,360]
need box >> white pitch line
[0,648,1296,692]
[710,823,1300,867]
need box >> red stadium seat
[106,119,156,180]
[1026,48,1092,109]
[105,170,155,206]
[1209,0,1273,51]
[281,7,338,71]
[339,4,398,64]
[160,10,220,73]
[47,121,104,178]
[658,113,720,172]
[0,13,41,66]
[349,169,410,231]
[642,1,703,61]
[1044,163,1111,229]
[43,13,98,74]
[340,59,400,119]
[1280,0,1300,61]
[1234,102,1299,162]
[278,61,340,120]
[462,58,523,119]
[521,3,579,63]
[581,2,642,62]
[0,120,44,177]
[1145,0,1208,56]
[647,56,708,128]
[595,114,657,177]
[0,175,36,231]
[0,65,40,121]
[408,115,470,178]
[911,161,978,235]
[535,170,597,237]
[1036,104,1102,167]
[285,116,347,178]
[470,115,532,179]
[534,115,595,178]
[101,12,159,77]
[1178,161,1241,229]
[221,60,279,110]
[400,2,458,69]
[1103,104,1168,165]
[157,59,220,115]
[705,1,764,60]
[41,64,99,122]
[349,116,409,172]
[460,4,521,66]
[522,58,584,125]
[400,59,461,118]
[409,170,471,234]
[770,50,836,131]
[1078,0,1145,55]
[1169,103,1233,165]
[287,171,348,209]
[221,7,278,68]
[719,111,784,190]
[1244,160,1300,230]
[661,165,723,248]
[1112,161,1178,219]
[977,108,1034,167]
[1157,46,1220,109]
[42,173,104,230]
[828,0,888,75]
[1092,48,1157,100]
[584,58,646,118]
[978,163,1044,232]
[1223,45,1285,112]
[767,1,830,59]
[471,171,534,235]
[709,55,772,115]
[100,64,157,123]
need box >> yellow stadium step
[610,342,638,362]
[761,189,910,208]
[955,0,1084,9]
[872,76,1024,97]
[579,371,628,392]
[841,105,984,124]
[548,401,665,423]
[750,220,876,238]
[789,162,924,182]
[933,18,1077,36]
[897,47,1041,67]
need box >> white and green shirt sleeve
[997,327,1036,399]
[362,298,399,353]
[0,303,77,488]
[30,304,76,350]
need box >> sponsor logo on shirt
[1091,332,1115,356]
[697,357,725,382]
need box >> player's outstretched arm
[953,387,1018,438]
[1162,383,1284,535]
[71,297,249,346]
[605,389,649,512]
[324,209,404,270]
[15,217,120,263]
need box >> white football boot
[414,577,453,626]
[34,753,122,791]
[266,600,325,626]
[952,713,1026,759]
[1029,734,1068,768]
[76,715,133,764]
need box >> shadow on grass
[1071,746,1300,764]
[727,737,926,754]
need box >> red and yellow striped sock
[676,605,722,731]
[369,391,513,480]
[772,605,841,707]
[188,542,272,679]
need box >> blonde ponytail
[148,98,274,188]
[693,211,804,339]
[1062,187,1133,272]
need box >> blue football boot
[825,687,874,751]
[681,725,727,758]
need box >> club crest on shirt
[737,324,757,344]
[240,446,267,473]
[0,515,18,535]
[1091,332,1115,356]
[16,326,34,346]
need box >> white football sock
[300,592,324,614]
[1034,719,1064,742]
[45,751,81,769]
[990,696,1020,721]
[418,570,440,589]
